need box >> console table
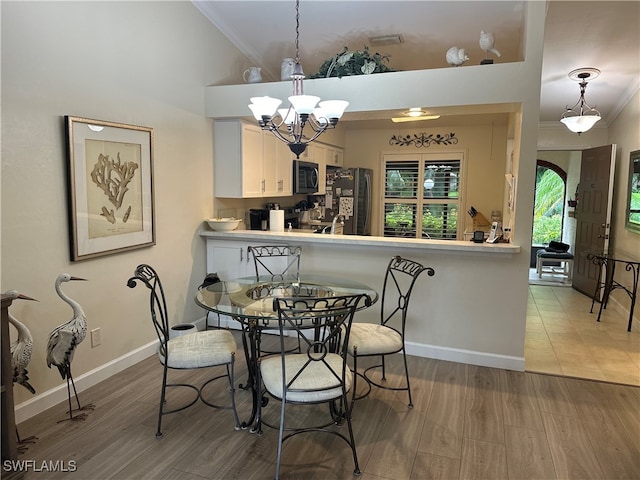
[588,253,640,332]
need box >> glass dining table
[194,274,378,432]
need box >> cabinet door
[262,134,279,196]
[327,146,344,167]
[276,142,293,195]
[241,125,264,197]
[312,144,327,194]
[205,241,250,330]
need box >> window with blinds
[384,154,462,239]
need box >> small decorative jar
[281,58,295,80]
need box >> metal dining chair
[347,256,434,407]
[126,264,240,437]
[259,294,368,479]
[247,245,302,282]
[248,245,303,355]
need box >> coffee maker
[249,209,269,230]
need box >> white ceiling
[194,1,639,129]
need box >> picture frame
[65,116,155,261]
[625,149,640,234]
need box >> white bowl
[206,218,241,231]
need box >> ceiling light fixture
[369,34,404,46]
[560,67,602,135]
[248,0,348,158]
[391,108,440,123]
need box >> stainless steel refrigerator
[324,167,373,235]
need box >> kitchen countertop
[199,229,520,255]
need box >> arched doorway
[532,159,567,246]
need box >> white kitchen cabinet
[214,120,263,198]
[205,240,251,329]
[214,120,293,198]
[325,145,344,167]
[310,143,327,195]
[276,141,293,195]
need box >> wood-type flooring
[9,329,639,480]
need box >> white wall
[1,1,250,410]
[607,89,640,321]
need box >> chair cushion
[260,353,352,402]
[161,329,236,369]
[347,323,403,356]
[537,250,574,260]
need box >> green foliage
[309,46,395,79]
[532,215,562,244]
[532,167,564,244]
[385,204,457,239]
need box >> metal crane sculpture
[46,274,94,422]
[4,290,38,450]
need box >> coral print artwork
[85,139,143,239]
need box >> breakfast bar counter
[199,228,528,373]
[199,229,520,255]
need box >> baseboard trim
[15,340,159,424]
[16,319,526,423]
[405,341,525,371]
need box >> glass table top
[194,274,378,321]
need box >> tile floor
[526,268,640,386]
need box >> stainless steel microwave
[293,160,319,194]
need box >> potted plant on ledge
[309,45,395,78]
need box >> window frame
[382,152,465,240]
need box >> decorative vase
[281,58,295,80]
[243,67,262,83]
[169,323,196,339]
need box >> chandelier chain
[295,0,300,63]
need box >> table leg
[237,320,265,433]
[625,263,639,332]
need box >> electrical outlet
[90,328,101,347]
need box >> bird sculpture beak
[16,293,38,301]
[69,276,88,282]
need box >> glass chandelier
[248,0,348,158]
[560,68,601,135]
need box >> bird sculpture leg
[15,427,38,454]
[57,363,95,423]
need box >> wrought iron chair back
[127,264,240,437]
[381,256,433,334]
[349,255,434,407]
[260,293,368,479]
[248,245,302,281]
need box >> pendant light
[560,68,602,135]
[247,0,348,158]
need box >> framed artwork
[65,116,155,261]
[625,149,640,233]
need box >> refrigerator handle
[364,172,372,234]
